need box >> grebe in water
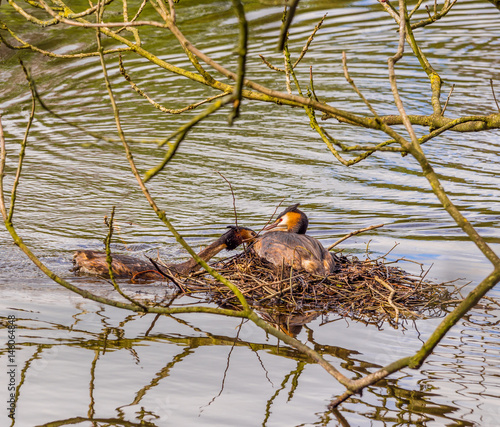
[253,204,336,276]
[73,226,257,278]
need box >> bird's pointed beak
[263,221,279,231]
[263,219,286,231]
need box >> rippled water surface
[1,0,500,425]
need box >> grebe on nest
[253,204,336,276]
[73,226,257,279]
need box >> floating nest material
[168,250,461,328]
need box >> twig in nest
[374,276,399,324]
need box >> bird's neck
[171,234,228,274]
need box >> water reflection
[2,294,499,426]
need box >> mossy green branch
[144,96,231,182]
[104,206,148,310]
[95,24,251,312]
[409,267,500,368]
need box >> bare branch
[278,0,300,50]
[342,52,379,117]
[119,56,227,115]
[144,96,231,182]
[259,54,285,72]
[228,0,249,124]
[104,207,148,310]
[293,13,327,68]
[7,60,36,224]
[441,84,455,116]
[327,224,385,250]
[491,79,500,112]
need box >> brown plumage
[253,204,336,276]
[73,226,257,279]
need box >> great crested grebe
[253,204,336,276]
[73,226,257,279]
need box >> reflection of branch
[204,319,245,409]
[88,349,99,419]
[118,345,194,411]
[13,345,44,419]
[263,362,304,426]
[37,416,151,426]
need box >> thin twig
[103,206,148,310]
[144,96,231,182]
[228,0,248,124]
[425,5,433,19]
[0,116,7,222]
[374,277,399,324]
[327,224,384,251]
[8,60,36,224]
[278,0,300,51]
[342,52,379,117]
[258,199,286,235]
[293,13,327,68]
[309,66,319,102]
[119,55,227,114]
[259,54,285,73]
[409,0,425,18]
[216,171,238,227]
[441,84,455,116]
[491,79,500,112]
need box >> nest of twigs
[174,251,460,328]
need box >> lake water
[1,0,499,425]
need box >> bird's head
[223,226,258,250]
[263,203,309,234]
